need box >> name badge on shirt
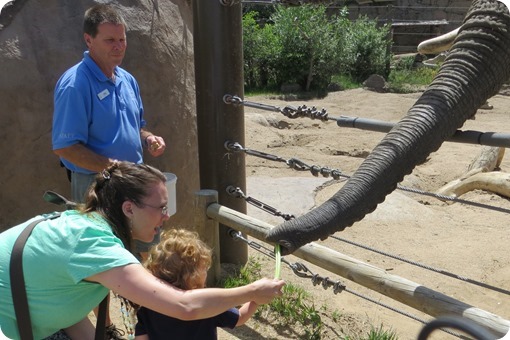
[97,89,110,100]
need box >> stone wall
[338,0,471,53]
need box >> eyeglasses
[139,202,169,216]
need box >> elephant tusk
[418,27,460,54]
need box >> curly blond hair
[144,228,212,290]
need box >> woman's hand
[249,278,285,305]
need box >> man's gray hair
[83,4,127,37]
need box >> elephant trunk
[266,0,510,254]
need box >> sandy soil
[111,88,510,339]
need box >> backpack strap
[10,218,43,340]
[95,296,107,340]
[9,212,107,340]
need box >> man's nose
[113,41,124,50]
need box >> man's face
[84,22,126,74]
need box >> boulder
[362,74,389,93]
[0,0,198,230]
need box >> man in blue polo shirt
[51,5,166,337]
[52,4,166,203]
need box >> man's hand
[145,135,166,157]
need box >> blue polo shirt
[52,51,146,174]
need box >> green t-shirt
[0,210,139,339]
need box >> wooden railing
[194,189,510,338]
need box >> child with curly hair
[134,228,259,339]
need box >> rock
[0,0,197,229]
[327,82,343,92]
[362,74,389,93]
[479,101,494,110]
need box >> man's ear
[122,200,134,218]
[84,33,92,47]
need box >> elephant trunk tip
[275,240,297,256]
[265,234,298,255]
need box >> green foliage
[243,6,392,96]
[331,57,438,94]
[331,74,362,90]
[221,259,324,339]
[260,283,324,339]
[331,309,342,322]
[341,324,398,340]
[242,3,276,21]
[366,324,398,340]
[388,66,438,93]
[243,11,281,90]
[392,55,415,71]
[220,258,398,340]
[340,16,392,82]
[270,4,345,95]
[221,259,262,288]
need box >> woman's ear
[122,201,134,218]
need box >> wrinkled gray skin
[266,0,510,255]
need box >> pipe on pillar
[192,0,248,264]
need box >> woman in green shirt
[0,161,285,339]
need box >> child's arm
[236,301,259,326]
[134,335,149,340]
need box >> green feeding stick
[274,244,282,279]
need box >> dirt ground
[111,88,510,339]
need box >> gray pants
[71,171,96,203]
[70,171,160,257]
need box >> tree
[271,4,344,94]
[242,5,392,94]
[243,11,280,90]
[339,16,392,82]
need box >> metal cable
[225,142,510,296]
[397,184,510,215]
[226,185,295,220]
[229,230,467,339]
[224,94,331,121]
[225,141,510,215]
[329,235,510,296]
[226,95,510,148]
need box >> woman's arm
[87,264,284,321]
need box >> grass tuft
[220,258,399,340]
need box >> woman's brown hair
[82,161,166,251]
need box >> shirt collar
[83,51,119,84]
